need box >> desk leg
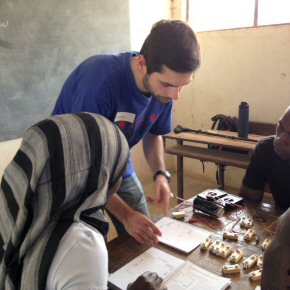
[218,164,225,189]
[177,140,184,200]
[177,155,184,200]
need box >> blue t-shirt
[52,52,172,177]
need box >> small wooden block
[261,238,272,251]
[244,228,255,241]
[229,249,244,263]
[240,216,253,228]
[215,242,233,258]
[243,255,258,269]
[209,240,221,254]
[223,232,239,240]
[220,244,233,258]
[222,264,241,274]
[171,211,186,219]
[249,269,262,281]
[200,237,212,250]
[257,255,263,269]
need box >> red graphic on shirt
[150,114,157,122]
[118,121,127,129]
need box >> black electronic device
[197,189,244,211]
[219,194,244,210]
[193,196,225,218]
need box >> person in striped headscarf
[0,113,165,290]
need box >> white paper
[108,247,231,290]
[164,261,231,290]
[156,217,210,253]
[108,247,184,290]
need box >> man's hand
[107,193,162,245]
[127,271,167,290]
[147,175,171,216]
[124,210,162,245]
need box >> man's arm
[261,208,290,290]
[142,133,171,215]
[239,184,264,202]
[107,193,162,245]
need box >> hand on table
[127,271,167,290]
[124,210,162,245]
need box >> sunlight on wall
[129,0,170,51]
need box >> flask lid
[240,101,249,107]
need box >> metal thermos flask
[238,102,249,139]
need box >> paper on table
[108,247,184,290]
[108,247,231,290]
[155,216,210,253]
[164,260,231,290]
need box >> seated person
[239,106,290,208]
[261,207,290,290]
[0,113,165,290]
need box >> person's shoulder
[257,135,275,148]
[253,135,275,157]
[46,223,107,289]
[78,52,136,77]
[85,52,135,65]
[67,222,105,246]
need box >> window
[258,0,290,25]
[187,0,290,32]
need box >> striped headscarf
[0,113,129,290]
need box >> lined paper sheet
[108,247,184,290]
[156,217,210,253]
[164,260,230,290]
[108,247,231,290]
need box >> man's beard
[143,74,171,104]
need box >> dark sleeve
[242,142,267,190]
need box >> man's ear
[137,55,147,74]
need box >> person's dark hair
[140,19,200,74]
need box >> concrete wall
[0,138,21,178]
[172,24,290,189]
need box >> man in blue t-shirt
[52,20,201,245]
[239,106,290,208]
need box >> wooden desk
[108,201,284,290]
[163,130,264,199]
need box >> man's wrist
[107,193,134,223]
[153,170,171,183]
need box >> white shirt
[46,222,108,290]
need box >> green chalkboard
[0,0,130,141]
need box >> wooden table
[163,130,264,199]
[108,200,284,290]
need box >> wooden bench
[248,121,276,136]
[164,121,276,199]
[166,144,250,168]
